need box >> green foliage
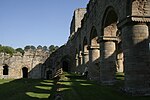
[0,73,150,100]
[43,46,48,51]
[24,45,36,51]
[37,45,42,49]
[30,46,36,50]
[0,79,53,100]
[49,45,59,53]
[24,45,31,51]
[15,48,24,55]
[0,46,15,55]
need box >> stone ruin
[0,0,150,96]
[44,0,150,95]
[0,48,49,79]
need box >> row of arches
[75,7,121,81]
[2,65,28,78]
[72,1,150,94]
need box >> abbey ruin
[0,0,150,96]
[0,48,49,79]
[44,0,150,95]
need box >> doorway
[22,67,28,78]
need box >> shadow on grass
[0,78,54,100]
[55,73,150,100]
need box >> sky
[0,0,89,49]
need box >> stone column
[88,45,100,62]
[117,52,124,72]
[122,22,150,94]
[75,54,78,67]
[78,52,82,66]
[99,36,118,84]
[88,45,100,80]
[77,52,83,74]
[81,52,89,64]
[81,52,89,74]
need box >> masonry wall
[0,49,49,79]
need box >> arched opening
[90,27,99,46]
[83,37,89,64]
[89,27,100,62]
[78,44,82,66]
[22,67,28,78]
[61,55,72,73]
[46,70,52,79]
[62,61,69,72]
[88,27,100,80]
[100,7,123,83]
[3,64,9,75]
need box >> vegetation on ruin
[0,45,15,55]
[0,44,59,55]
[0,73,150,100]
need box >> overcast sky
[0,0,89,49]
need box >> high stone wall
[0,48,49,79]
[46,0,150,95]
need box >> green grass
[0,73,150,100]
[57,73,150,100]
[0,79,54,100]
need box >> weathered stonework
[45,0,150,95]
[0,49,49,79]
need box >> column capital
[81,52,89,56]
[98,36,118,43]
[87,45,99,50]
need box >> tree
[43,46,48,51]
[24,45,31,51]
[49,45,59,53]
[30,45,36,50]
[1,46,15,55]
[16,48,24,55]
[37,45,42,49]
[55,46,59,50]
[49,45,55,53]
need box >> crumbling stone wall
[0,48,49,79]
[45,0,150,95]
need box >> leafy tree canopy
[37,45,42,49]
[24,45,31,51]
[16,48,24,55]
[0,46,15,55]
[43,46,48,51]
[49,45,59,53]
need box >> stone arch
[90,26,99,46]
[46,70,52,79]
[102,6,118,37]
[22,67,28,78]
[100,6,122,83]
[3,64,9,75]
[83,37,88,53]
[87,26,100,80]
[89,26,100,62]
[82,37,89,64]
[61,55,73,72]
[78,44,82,66]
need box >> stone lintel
[87,45,99,50]
[98,36,118,43]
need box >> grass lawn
[0,73,150,100]
[0,79,54,100]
